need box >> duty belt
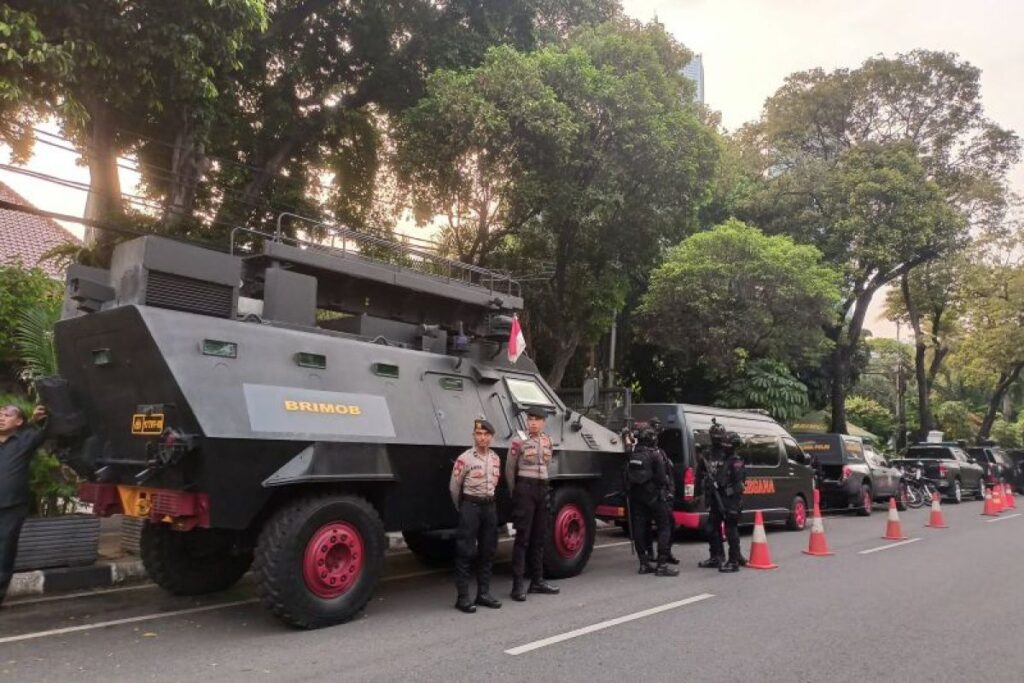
[516,476,549,486]
[462,495,495,504]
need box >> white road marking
[504,594,715,656]
[0,599,258,645]
[858,538,922,554]
[8,583,157,607]
[986,513,1022,523]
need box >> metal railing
[229,213,520,298]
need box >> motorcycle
[898,465,938,509]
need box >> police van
[596,404,815,533]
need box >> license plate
[131,413,164,435]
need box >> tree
[885,256,966,439]
[6,0,267,251]
[639,219,840,376]
[933,400,977,442]
[736,49,1022,434]
[397,20,718,386]
[957,244,1024,439]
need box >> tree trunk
[900,274,935,439]
[82,101,123,249]
[163,115,209,232]
[829,346,849,434]
[828,288,877,434]
[545,329,581,390]
[978,363,1024,439]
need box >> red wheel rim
[303,522,364,599]
[794,499,807,528]
[554,503,586,559]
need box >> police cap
[473,419,495,435]
[524,406,548,419]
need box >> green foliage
[14,298,61,383]
[933,400,977,442]
[845,396,893,441]
[0,392,78,516]
[989,416,1021,448]
[0,264,62,377]
[639,219,840,376]
[715,359,810,423]
[398,20,718,385]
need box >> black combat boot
[475,593,502,609]
[698,556,723,569]
[665,551,681,565]
[655,558,679,577]
[455,595,477,613]
[511,577,527,602]
[528,578,560,595]
[718,560,739,573]
[637,554,656,574]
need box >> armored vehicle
[49,222,625,628]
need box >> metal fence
[558,386,632,430]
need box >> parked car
[967,445,1019,489]
[793,432,905,514]
[1005,449,1024,493]
[597,404,816,533]
[891,444,985,504]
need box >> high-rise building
[681,54,704,105]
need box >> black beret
[524,406,548,419]
[474,419,495,434]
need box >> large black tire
[140,522,253,596]
[543,486,596,579]
[402,531,457,567]
[856,484,873,517]
[975,481,987,501]
[947,478,963,504]
[253,493,386,629]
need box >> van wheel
[254,492,386,629]
[402,531,456,567]
[856,484,873,516]
[141,523,252,596]
[948,479,963,504]
[785,495,808,531]
[544,486,596,579]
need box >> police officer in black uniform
[626,425,678,577]
[698,420,747,573]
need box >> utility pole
[607,311,617,389]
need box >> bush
[845,395,894,440]
[715,359,810,422]
[0,264,62,379]
[933,400,976,442]
[989,416,1021,448]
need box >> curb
[7,558,147,600]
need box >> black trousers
[511,478,548,581]
[645,497,676,557]
[705,499,741,562]
[630,490,672,562]
[0,504,29,605]
[454,500,498,598]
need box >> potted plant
[6,295,100,571]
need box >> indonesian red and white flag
[508,314,526,363]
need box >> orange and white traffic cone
[1006,484,1017,510]
[747,510,778,569]
[982,484,1000,516]
[802,493,833,556]
[992,483,1005,513]
[925,492,948,528]
[882,497,908,540]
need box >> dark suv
[794,432,905,514]
[893,444,985,504]
[967,446,1018,488]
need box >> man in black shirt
[0,403,47,605]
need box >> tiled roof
[0,181,81,278]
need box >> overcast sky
[4,0,1021,338]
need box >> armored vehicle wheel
[402,531,457,567]
[253,492,385,629]
[140,522,253,596]
[543,486,595,579]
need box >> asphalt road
[1,499,1021,682]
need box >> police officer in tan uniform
[506,405,559,601]
[449,419,503,613]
